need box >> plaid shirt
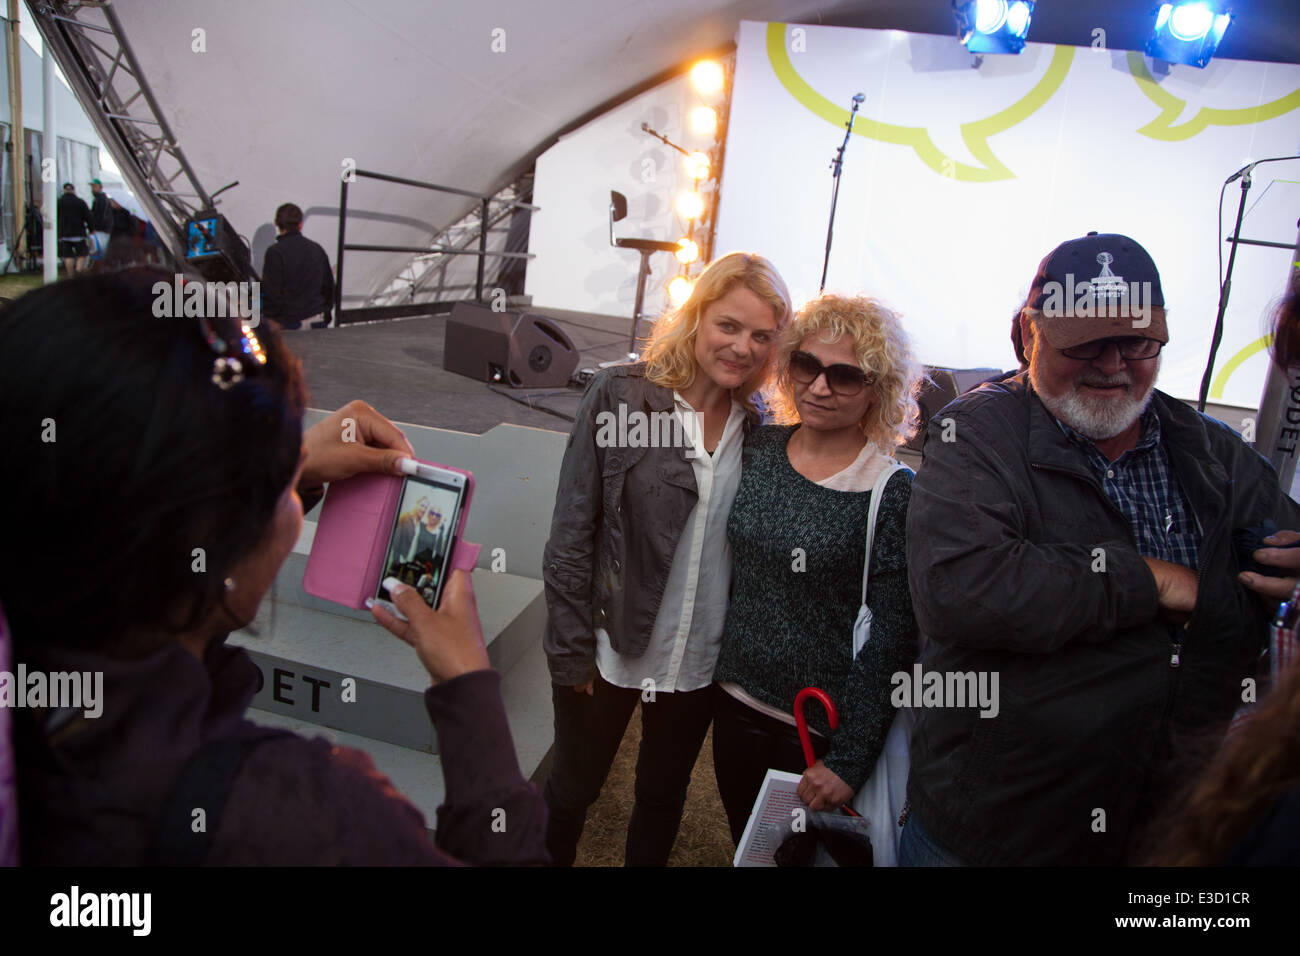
[1055,408,1201,571]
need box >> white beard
[1031,357,1159,440]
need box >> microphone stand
[820,95,863,293]
[1198,155,1300,413]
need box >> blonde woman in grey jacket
[540,252,791,865]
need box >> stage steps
[229,412,567,836]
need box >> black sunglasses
[788,350,875,396]
[1059,337,1162,361]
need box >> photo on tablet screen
[376,475,463,609]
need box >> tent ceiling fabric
[108,0,1299,304]
[109,0,830,302]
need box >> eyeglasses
[1059,337,1162,361]
[787,350,875,396]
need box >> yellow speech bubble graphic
[1211,334,1274,399]
[1126,51,1300,142]
[765,22,1074,182]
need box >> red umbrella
[793,686,860,818]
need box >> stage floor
[281,306,641,434]
[281,305,1256,450]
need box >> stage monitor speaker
[904,365,1003,453]
[444,302,580,388]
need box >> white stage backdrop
[715,21,1300,408]
[527,73,708,324]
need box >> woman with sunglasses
[712,292,923,846]
[0,268,547,865]
[541,251,791,865]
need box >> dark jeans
[712,684,828,847]
[543,674,714,866]
[898,812,968,866]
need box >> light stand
[1198,155,1300,412]
[820,93,864,293]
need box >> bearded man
[899,232,1300,865]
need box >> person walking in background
[261,203,334,331]
[541,251,791,866]
[88,179,112,262]
[56,183,92,275]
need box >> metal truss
[29,1,216,261]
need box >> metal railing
[335,168,538,322]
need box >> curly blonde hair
[640,251,792,412]
[769,293,922,449]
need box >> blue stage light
[954,1,1035,56]
[974,0,1008,34]
[1147,3,1233,68]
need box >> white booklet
[733,769,805,867]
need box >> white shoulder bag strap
[852,459,906,658]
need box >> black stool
[609,190,678,359]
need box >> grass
[0,272,44,300]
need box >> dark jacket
[262,231,334,323]
[109,203,136,237]
[542,363,756,686]
[14,634,548,865]
[56,193,91,240]
[89,192,112,233]
[905,373,1300,865]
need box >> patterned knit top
[713,424,918,791]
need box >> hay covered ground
[566,716,735,867]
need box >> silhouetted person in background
[261,203,334,331]
[56,183,92,275]
[108,198,136,238]
[88,179,112,261]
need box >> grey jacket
[542,364,754,686]
[905,374,1300,865]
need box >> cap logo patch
[1038,250,1153,329]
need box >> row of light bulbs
[666,60,726,304]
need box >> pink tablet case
[303,462,479,610]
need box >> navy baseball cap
[1027,232,1167,349]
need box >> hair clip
[212,355,245,390]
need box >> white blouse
[595,393,747,694]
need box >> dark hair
[0,268,307,658]
[274,203,304,232]
[1011,308,1027,368]
[1272,288,1300,371]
